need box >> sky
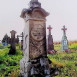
[0,0,77,41]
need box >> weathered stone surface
[20,0,57,77]
[20,58,31,77]
[21,2,48,59]
[29,20,46,59]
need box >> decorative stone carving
[29,22,46,59]
[31,24,44,41]
[30,0,41,8]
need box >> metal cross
[17,32,24,50]
[18,32,24,40]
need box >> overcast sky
[0,0,77,41]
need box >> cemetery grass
[48,43,77,77]
[0,43,77,77]
[0,45,23,77]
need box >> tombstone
[9,30,16,55]
[47,25,56,54]
[20,0,56,77]
[47,25,54,52]
[61,25,68,51]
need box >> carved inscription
[31,24,44,41]
[30,24,46,59]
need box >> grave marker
[47,25,54,51]
[61,25,68,51]
[20,0,56,77]
[47,25,56,54]
[9,30,16,55]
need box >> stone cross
[9,30,16,55]
[61,26,68,51]
[61,25,67,36]
[47,25,54,53]
[10,30,16,38]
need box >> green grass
[0,43,77,77]
[0,45,23,77]
[48,43,77,77]
[69,43,77,50]
[54,44,61,51]
[54,42,77,50]
[48,51,77,77]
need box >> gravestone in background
[47,25,54,51]
[20,0,55,77]
[9,30,16,55]
[61,25,68,51]
[2,34,10,46]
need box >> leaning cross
[61,25,67,35]
[47,25,52,35]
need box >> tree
[2,34,10,44]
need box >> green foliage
[0,46,4,49]
[69,43,77,49]
[0,46,23,77]
[0,43,77,77]
[48,49,77,77]
[48,42,77,77]
[54,44,61,51]
[54,42,77,50]
[9,69,20,77]
[2,34,10,43]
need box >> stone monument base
[20,56,59,77]
[20,58,31,77]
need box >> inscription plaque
[30,23,46,59]
[31,24,44,41]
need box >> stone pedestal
[20,58,31,77]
